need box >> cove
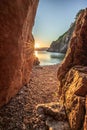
[35,50,65,66]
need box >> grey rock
[47,22,75,54]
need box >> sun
[35,43,40,48]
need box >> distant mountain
[35,47,48,51]
[47,10,83,54]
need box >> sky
[33,0,87,47]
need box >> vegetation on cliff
[0,1,86,129]
[47,10,83,54]
[47,23,75,53]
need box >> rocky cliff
[48,10,83,54]
[57,9,87,130]
[0,0,39,107]
[47,22,75,53]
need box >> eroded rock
[0,0,39,107]
[46,119,70,130]
[47,22,75,53]
[57,9,87,92]
[57,9,87,130]
[63,66,85,130]
[33,56,40,66]
[36,102,70,130]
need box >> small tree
[75,9,84,20]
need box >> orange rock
[57,9,87,93]
[57,9,87,130]
[33,56,40,66]
[84,115,87,130]
[0,0,39,107]
[84,96,87,130]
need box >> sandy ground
[0,64,59,130]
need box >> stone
[63,67,85,130]
[47,22,75,53]
[0,0,39,107]
[46,119,70,130]
[37,102,67,121]
[33,56,40,66]
[57,9,87,92]
[84,96,87,130]
[57,9,87,130]
[48,10,84,54]
[36,102,70,130]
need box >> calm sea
[35,51,65,66]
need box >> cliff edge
[47,23,75,53]
[47,10,84,54]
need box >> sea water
[35,51,65,66]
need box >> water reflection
[35,51,38,57]
[35,51,65,66]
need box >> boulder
[36,102,70,130]
[0,0,39,107]
[57,9,87,130]
[33,56,40,66]
[63,66,85,130]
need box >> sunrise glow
[35,43,40,48]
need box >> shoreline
[0,64,59,130]
[34,63,60,67]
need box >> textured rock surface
[33,56,40,66]
[0,0,39,107]
[0,65,59,130]
[63,66,85,130]
[37,102,70,130]
[47,10,83,54]
[57,9,87,130]
[84,96,87,130]
[47,22,75,53]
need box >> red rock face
[0,0,39,107]
[57,9,87,130]
[57,9,87,93]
